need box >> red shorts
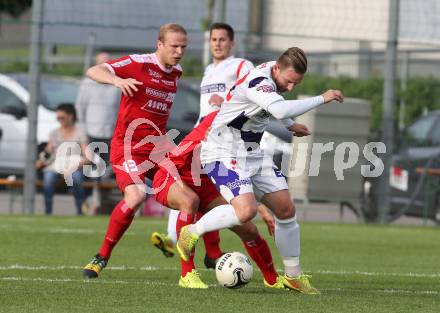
[111,153,157,192]
[153,168,221,212]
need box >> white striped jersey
[198,56,253,121]
[200,61,285,164]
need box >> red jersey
[166,111,218,183]
[105,53,182,157]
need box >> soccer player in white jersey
[150,23,253,267]
[177,47,344,294]
[197,23,253,122]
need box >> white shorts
[202,157,288,203]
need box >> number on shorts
[123,160,139,173]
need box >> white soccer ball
[215,252,253,289]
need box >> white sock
[283,257,302,277]
[167,209,179,245]
[274,215,302,277]
[188,204,240,236]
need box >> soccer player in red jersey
[82,24,187,278]
[151,23,254,267]
[152,111,288,289]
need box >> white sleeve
[266,96,325,120]
[280,118,295,128]
[244,77,284,111]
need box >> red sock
[98,200,134,260]
[196,211,222,259]
[202,231,222,259]
[176,212,196,277]
[243,235,278,285]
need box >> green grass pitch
[0,216,439,313]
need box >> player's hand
[288,123,310,137]
[113,76,143,97]
[262,213,275,237]
[258,208,275,236]
[208,94,224,107]
[321,89,344,104]
[35,159,46,169]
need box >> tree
[0,0,32,18]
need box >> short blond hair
[158,23,187,42]
[277,47,308,74]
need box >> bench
[0,178,119,214]
[415,167,440,176]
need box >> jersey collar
[212,55,235,68]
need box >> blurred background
[0,0,439,225]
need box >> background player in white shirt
[197,24,253,122]
[151,23,253,266]
[177,47,343,294]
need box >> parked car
[0,73,79,175]
[362,111,440,222]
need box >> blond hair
[277,47,308,74]
[158,23,187,42]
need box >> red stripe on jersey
[226,73,249,101]
[235,60,246,80]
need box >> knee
[177,193,200,214]
[273,202,296,220]
[124,187,146,209]
[71,170,84,183]
[236,204,258,223]
[232,222,259,242]
[43,172,57,187]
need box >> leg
[197,195,225,267]
[83,153,149,279]
[177,161,258,261]
[229,222,279,286]
[186,193,258,237]
[98,184,146,259]
[261,190,300,275]
[165,181,207,289]
[71,169,85,215]
[262,190,319,294]
[151,211,176,258]
[200,160,258,224]
[249,163,319,294]
[167,209,179,245]
[42,170,59,215]
[83,184,146,279]
[150,168,178,258]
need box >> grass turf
[0,216,439,313]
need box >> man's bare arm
[86,64,143,97]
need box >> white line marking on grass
[2,264,440,279]
[314,270,440,278]
[0,264,160,271]
[0,265,82,270]
[49,228,96,234]
[324,287,439,295]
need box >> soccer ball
[215,252,253,289]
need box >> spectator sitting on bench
[36,103,89,215]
